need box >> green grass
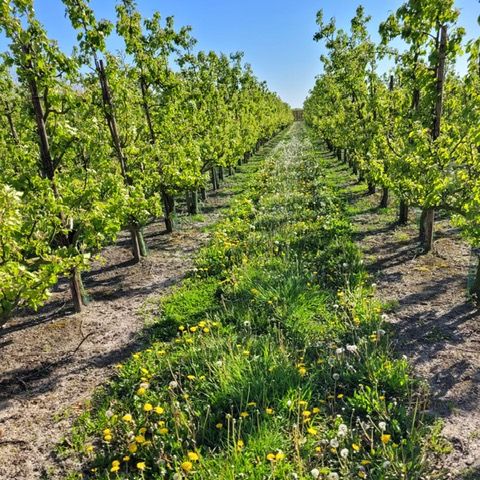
[65,123,433,479]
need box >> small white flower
[335,347,345,355]
[377,329,386,337]
[346,344,358,353]
[340,448,349,459]
[287,400,292,407]
[243,320,251,327]
[327,473,339,480]
[338,424,348,437]
[169,380,178,389]
[381,313,389,321]
[333,373,340,381]
[382,461,391,468]
[330,437,339,448]
[215,360,223,367]
[333,304,339,309]
[173,474,182,480]
[310,468,320,479]
[371,283,377,288]
[379,421,387,431]
[105,409,114,418]
[342,262,348,268]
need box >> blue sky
[1,1,479,107]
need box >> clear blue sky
[0,1,479,108]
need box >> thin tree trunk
[200,188,207,201]
[210,168,218,191]
[70,268,88,313]
[187,190,198,215]
[421,207,435,252]
[380,187,389,208]
[129,225,142,263]
[162,190,175,233]
[218,166,224,182]
[470,257,480,301]
[367,182,376,195]
[399,200,409,225]
[228,166,234,176]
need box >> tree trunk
[380,187,389,208]
[70,268,88,313]
[162,191,175,233]
[421,208,435,252]
[367,182,376,195]
[210,168,218,191]
[129,225,142,263]
[228,166,234,176]
[399,200,409,225]
[470,256,480,301]
[200,188,207,201]
[187,190,198,215]
[218,166,224,182]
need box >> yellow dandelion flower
[247,402,256,407]
[128,443,138,453]
[139,427,147,434]
[103,434,112,442]
[179,326,185,331]
[275,452,285,461]
[159,427,169,435]
[143,403,153,412]
[155,406,164,414]
[298,367,307,376]
[198,321,206,328]
[315,446,322,452]
[237,439,244,450]
[187,451,199,462]
[299,400,308,406]
[137,462,146,471]
[381,434,391,444]
[337,394,344,399]
[122,413,133,422]
[307,427,318,435]
[123,456,130,462]
[302,410,311,417]
[136,387,146,396]
[240,411,249,418]
[352,443,361,452]
[185,338,194,344]
[187,375,196,381]
[215,423,223,429]
[85,444,94,453]
[266,408,274,415]
[312,407,320,414]
[203,327,210,333]
[181,461,193,472]
[112,460,120,467]
[135,435,145,444]
[266,453,275,461]
[361,460,371,465]
[242,350,250,356]
[110,465,120,473]
[358,472,367,479]
[189,326,198,333]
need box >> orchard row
[305,0,480,293]
[0,0,293,324]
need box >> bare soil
[341,169,480,480]
[0,185,235,480]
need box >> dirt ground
[0,185,235,480]
[341,168,480,479]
